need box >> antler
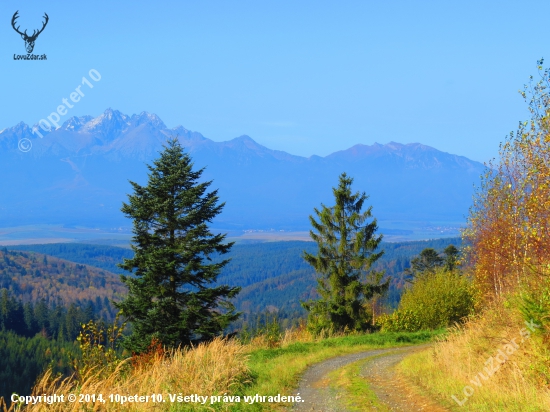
[11,11,27,37]
[31,13,49,39]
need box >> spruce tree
[406,246,460,281]
[115,138,240,352]
[302,173,388,333]
[406,248,444,281]
[443,244,460,272]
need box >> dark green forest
[9,238,461,328]
[218,238,461,319]
[0,289,104,400]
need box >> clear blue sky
[1,0,548,162]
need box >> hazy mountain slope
[0,109,485,229]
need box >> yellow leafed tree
[465,59,550,300]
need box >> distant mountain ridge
[0,108,485,230]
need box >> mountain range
[0,108,485,231]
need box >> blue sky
[1,1,548,162]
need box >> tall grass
[3,337,249,412]
[398,301,550,411]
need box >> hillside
[0,248,126,320]
[219,239,461,320]
[0,238,458,402]
[9,238,461,321]
[0,109,484,231]
[7,243,134,275]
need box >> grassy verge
[233,330,444,411]
[397,304,550,411]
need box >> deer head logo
[11,11,49,54]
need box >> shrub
[376,309,423,332]
[73,313,127,381]
[379,269,476,332]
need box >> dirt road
[292,345,449,412]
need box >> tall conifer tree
[115,138,240,352]
[302,173,388,333]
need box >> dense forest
[9,238,460,285]
[9,238,460,326]
[0,289,109,400]
[0,331,77,402]
[0,248,126,399]
[216,238,461,321]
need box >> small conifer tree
[302,173,388,333]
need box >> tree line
[0,288,106,341]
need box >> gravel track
[292,344,449,412]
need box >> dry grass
[398,301,550,411]
[242,321,349,350]
[279,324,315,346]
[5,337,249,412]
[0,398,14,412]
[248,322,315,349]
[1,324,439,412]
[0,323,319,412]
